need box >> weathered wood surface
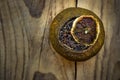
[0,0,120,80]
[0,0,75,80]
[77,0,120,80]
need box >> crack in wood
[75,61,77,80]
[75,0,78,80]
[75,0,78,8]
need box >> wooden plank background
[0,0,120,80]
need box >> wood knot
[24,0,45,18]
[33,71,58,80]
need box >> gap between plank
[75,61,77,80]
[75,0,78,80]
[75,0,78,8]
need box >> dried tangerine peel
[71,15,100,46]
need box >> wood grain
[0,0,75,80]
[0,0,120,80]
[77,0,120,80]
